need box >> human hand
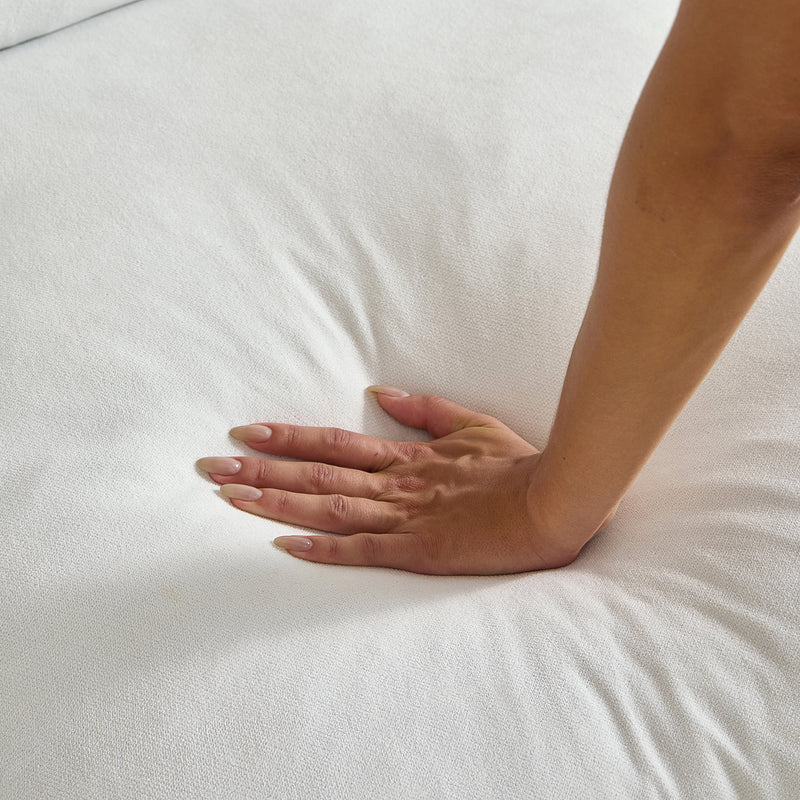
[196,386,616,575]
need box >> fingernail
[196,457,242,475]
[220,484,263,501]
[230,424,273,442]
[366,384,410,398]
[273,536,313,551]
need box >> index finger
[229,423,413,472]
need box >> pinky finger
[272,532,424,572]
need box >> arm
[531,0,800,541]
[200,0,800,574]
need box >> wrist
[528,449,622,548]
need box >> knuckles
[390,472,427,494]
[395,441,431,464]
[326,493,349,525]
[355,533,382,563]
[274,491,292,513]
[308,461,335,491]
[283,425,303,450]
[321,535,339,559]
[325,427,352,450]
[253,459,275,486]
[421,394,447,409]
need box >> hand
[196,386,615,575]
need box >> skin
[197,0,800,575]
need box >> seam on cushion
[0,0,146,53]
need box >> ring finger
[196,456,383,498]
[220,486,405,535]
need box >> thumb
[366,385,496,439]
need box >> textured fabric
[0,0,138,50]
[1,1,799,798]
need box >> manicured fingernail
[273,536,313,551]
[220,484,263,501]
[196,457,242,475]
[230,424,273,442]
[366,384,410,398]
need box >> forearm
[533,1,800,540]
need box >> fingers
[367,387,499,439]
[228,423,410,471]
[220,486,405,535]
[197,456,381,498]
[273,532,429,572]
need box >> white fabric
[2,1,799,798]
[0,0,136,49]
